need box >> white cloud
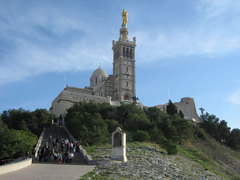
[0,4,113,86]
[134,0,240,63]
[1,0,240,85]
[229,90,240,105]
[196,0,232,18]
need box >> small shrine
[111,127,127,162]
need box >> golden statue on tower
[122,9,128,25]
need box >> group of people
[37,135,80,164]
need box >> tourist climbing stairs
[35,126,87,165]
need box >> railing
[63,126,95,165]
[34,128,45,159]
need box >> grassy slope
[82,138,240,180]
[178,137,240,180]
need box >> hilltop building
[50,10,137,124]
[50,10,200,125]
[156,97,201,123]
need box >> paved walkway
[0,164,95,180]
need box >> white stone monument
[111,127,127,162]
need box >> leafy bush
[133,130,150,142]
[65,106,109,145]
[194,127,208,140]
[0,126,37,161]
[0,110,46,162]
[1,108,51,136]
[65,102,197,149]
[160,137,178,155]
[106,119,120,133]
[200,111,240,150]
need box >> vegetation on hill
[65,101,240,179]
[200,111,240,151]
[1,108,52,136]
[65,101,194,154]
[0,108,51,163]
[179,137,240,179]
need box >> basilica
[50,10,137,120]
[50,10,200,124]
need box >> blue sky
[0,0,240,129]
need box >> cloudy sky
[0,0,239,129]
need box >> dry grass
[179,137,240,179]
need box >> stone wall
[50,86,112,118]
[156,97,201,123]
[0,158,32,175]
[34,128,45,159]
[63,126,95,165]
[175,97,201,123]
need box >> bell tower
[112,10,136,102]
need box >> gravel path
[0,164,95,180]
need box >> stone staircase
[36,126,87,165]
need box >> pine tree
[166,100,178,115]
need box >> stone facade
[156,97,201,123]
[50,11,201,125]
[50,14,136,120]
[50,86,120,119]
[112,24,136,102]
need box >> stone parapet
[0,158,32,175]
[79,145,96,165]
[63,126,95,165]
[34,128,45,159]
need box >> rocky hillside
[81,138,240,180]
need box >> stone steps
[36,126,87,165]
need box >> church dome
[90,67,107,88]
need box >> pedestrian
[53,152,58,163]
[68,152,74,163]
[58,153,62,164]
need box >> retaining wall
[0,158,32,175]
[34,128,45,158]
[63,126,95,165]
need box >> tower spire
[112,10,136,102]
[119,9,129,41]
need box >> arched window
[114,132,122,146]
[130,49,132,59]
[126,48,129,58]
[95,78,98,85]
[123,47,125,57]
[126,67,128,72]
[126,81,128,87]
[124,94,129,100]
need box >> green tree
[228,129,240,150]
[106,119,119,133]
[125,112,152,131]
[166,100,178,115]
[171,114,193,143]
[133,130,150,141]
[65,110,108,145]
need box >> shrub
[106,119,119,133]
[166,140,178,155]
[195,127,208,140]
[133,130,150,141]
[159,137,178,155]
[65,111,108,145]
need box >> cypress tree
[166,100,178,115]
